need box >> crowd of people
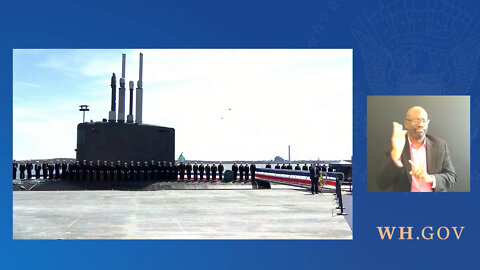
[265,163,328,172]
[230,163,257,182]
[12,159,329,184]
[12,160,258,182]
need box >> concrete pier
[13,186,352,239]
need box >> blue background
[2,0,478,269]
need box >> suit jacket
[377,134,456,192]
[309,166,319,181]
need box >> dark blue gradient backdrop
[2,0,479,269]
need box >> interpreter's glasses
[406,119,430,125]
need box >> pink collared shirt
[393,137,436,192]
[408,138,433,192]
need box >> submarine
[76,53,175,164]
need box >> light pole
[79,105,89,123]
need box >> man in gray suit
[377,106,456,192]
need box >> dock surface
[13,186,352,239]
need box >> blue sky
[13,49,352,161]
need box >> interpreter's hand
[408,160,433,184]
[390,122,407,162]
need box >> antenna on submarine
[118,54,126,123]
[127,80,134,123]
[108,73,117,122]
[135,52,143,124]
[109,52,143,124]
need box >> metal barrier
[333,173,347,215]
